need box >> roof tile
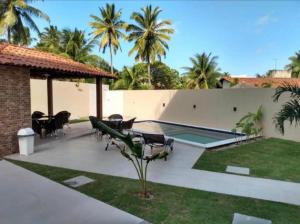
[0,43,114,78]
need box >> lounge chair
[142,133,174,161]
[97,120,122,151]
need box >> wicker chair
[108,114,123,121]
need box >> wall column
[96,77,103,119]
[47,77,53,116]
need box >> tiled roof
[221,76,300,88]
[0,43,114,78]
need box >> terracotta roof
[221,76,300,88]
[0,43,114,78]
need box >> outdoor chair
[55,111,71,128]
[97,120,122,151]
[89,116,99,135]
[142,133,174,161]
[108,114,123,121]
[120,117,136,133]
[32,111,45,119]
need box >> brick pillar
[0,65,31,156]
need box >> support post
[96,77,103,119]
[47,77,53,116]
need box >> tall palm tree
[113,66,140,90]
[183,52,220,89]
[36,25,61,53]
[126,5,174,85]
[89,3,126,76]
[0,0,49,44]
[285,51,300,78]
[61,28,94,63]
[11,26,35,46]
[273,83,300,134]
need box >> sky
[29,0,300,77]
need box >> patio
[6,122,300,206]
[0,160,145,224]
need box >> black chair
[108,114,123,121]
[89,116,98,132]
[120,117,136,132]
[32,111,45,119]
[55,111,71,127]
[97,120,122,151]
[142,133,174,161]
[32,119,42,135]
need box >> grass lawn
[9,159,300,224]
[193,138,300,182]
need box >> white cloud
[255,13,278,33]
[256,15,277,26]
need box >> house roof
[0,43,114,78]
[221,76,300,88]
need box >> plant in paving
[89,3,126,76]
[273,82,300,134]
[232,105,263,140]
[126,5,174,85]
[96,121,168,198]
[0,0,49,44]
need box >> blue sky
[30,0,300,77]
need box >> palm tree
[11,26,35,46]
[89,3,126,76]
[126,5,174,85]
[113,66,140,90]
[183,52,220,89]
[0,0,49,44]
[285,51,300,78]
[273,83,300,134]
[61,28,94,63]
[36,26,61,53]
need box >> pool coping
[133,120,250,149]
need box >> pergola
[0,43,115,119]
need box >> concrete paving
[63,176,95,188]
[232,213,272,224]
[226,165,250,175]
[6,122,300,206]
[0,160,145,224]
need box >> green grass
[69,117,89,124]
[193,138,300,182]
[8,159,300,224]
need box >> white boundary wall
[30,79,300,142]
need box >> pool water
[132,120,244,148]
[171,133,220,144]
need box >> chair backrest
[55,111,71,125]
[120,118,136,130]
[32,111,45,119]
[142,133,165,145]
[108,114,123,121]
[54,113,65,130]
[89,116,98,129]
[101,120,121,130]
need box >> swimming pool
[132,120,246,149]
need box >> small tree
[96,121,168,198]
[232,105,263,141]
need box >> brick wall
[0,65,31,156]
